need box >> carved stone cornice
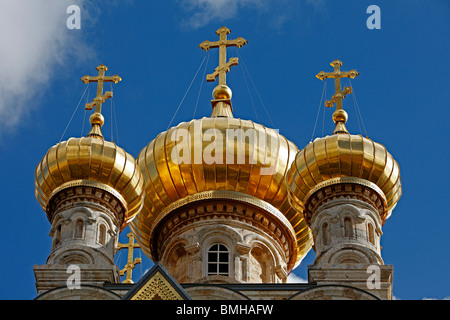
[304,182,386,226]
[48,186,126,227]
[151,199,297,271]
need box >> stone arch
[98,223,107,245]
[197,224,244,248]
[34,285,121,300]
[326,246,381,265]
[74,219,84,239]
[196,224,243,280]
[287,284,379,300]
[343,216,354,238]
[367,222,375,245]
[163,238,190,282]
[249,242,275,283]
[50,247,95,265]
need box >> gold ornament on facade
[35,65,144,229]
[129,27,313,270]
[287,60,402,225]
[116,232,142,284]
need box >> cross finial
[200,27,247,91]
[115,232,142,284]
[199,27,247,117]
[81,64,122,139]
[316,59,359,134]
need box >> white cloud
[180,0,265,29]
[0,0,93,137]
[287,272,307,283]
[422,296,450,300]
[393,295,450,300]
[179,0,326,31]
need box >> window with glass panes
[207,244,229,276]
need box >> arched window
[368,223,375,245]
[74,219,84,239]
[98,224,106,245]
[53,224,61,248]
[344,217,353,238]
[322,222,329,246]
[207,244,229,276]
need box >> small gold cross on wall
[115,232,142,284]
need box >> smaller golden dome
[287,59,402,224]
[35,137,145,228]
[287,133,402,224]
[35,64,144,229]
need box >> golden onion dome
[35,136,145,226]
[35,65,144,229]
[287,132,402,224]
[130,94,312,271]
[130,108,312,268]
[131,28,313,270]
[287,60,402,225]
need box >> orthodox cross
[316,59,359,111]
[199,26,247,85]
[81,64,122,114]
[116,232,142,284]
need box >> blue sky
[0,0,448,300]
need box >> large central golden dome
[130,28,312,269]
[130,112,313,266]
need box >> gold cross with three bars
[199,26,248,85]
[81,64,122,114]
[115,232,142,284]
[316,59,359,111]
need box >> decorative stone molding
[275,265,288,281]
[304,182,386,226]
[153,200,292,284]
[236,243,252,255]
[288,284,379,300]
[48,186,126,227]
[309,201,383,266]
[152,199,297,271]
[185,243,201,255]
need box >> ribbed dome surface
[35,136,145,226]
[130,116,313,267]
[287,133,402,222]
